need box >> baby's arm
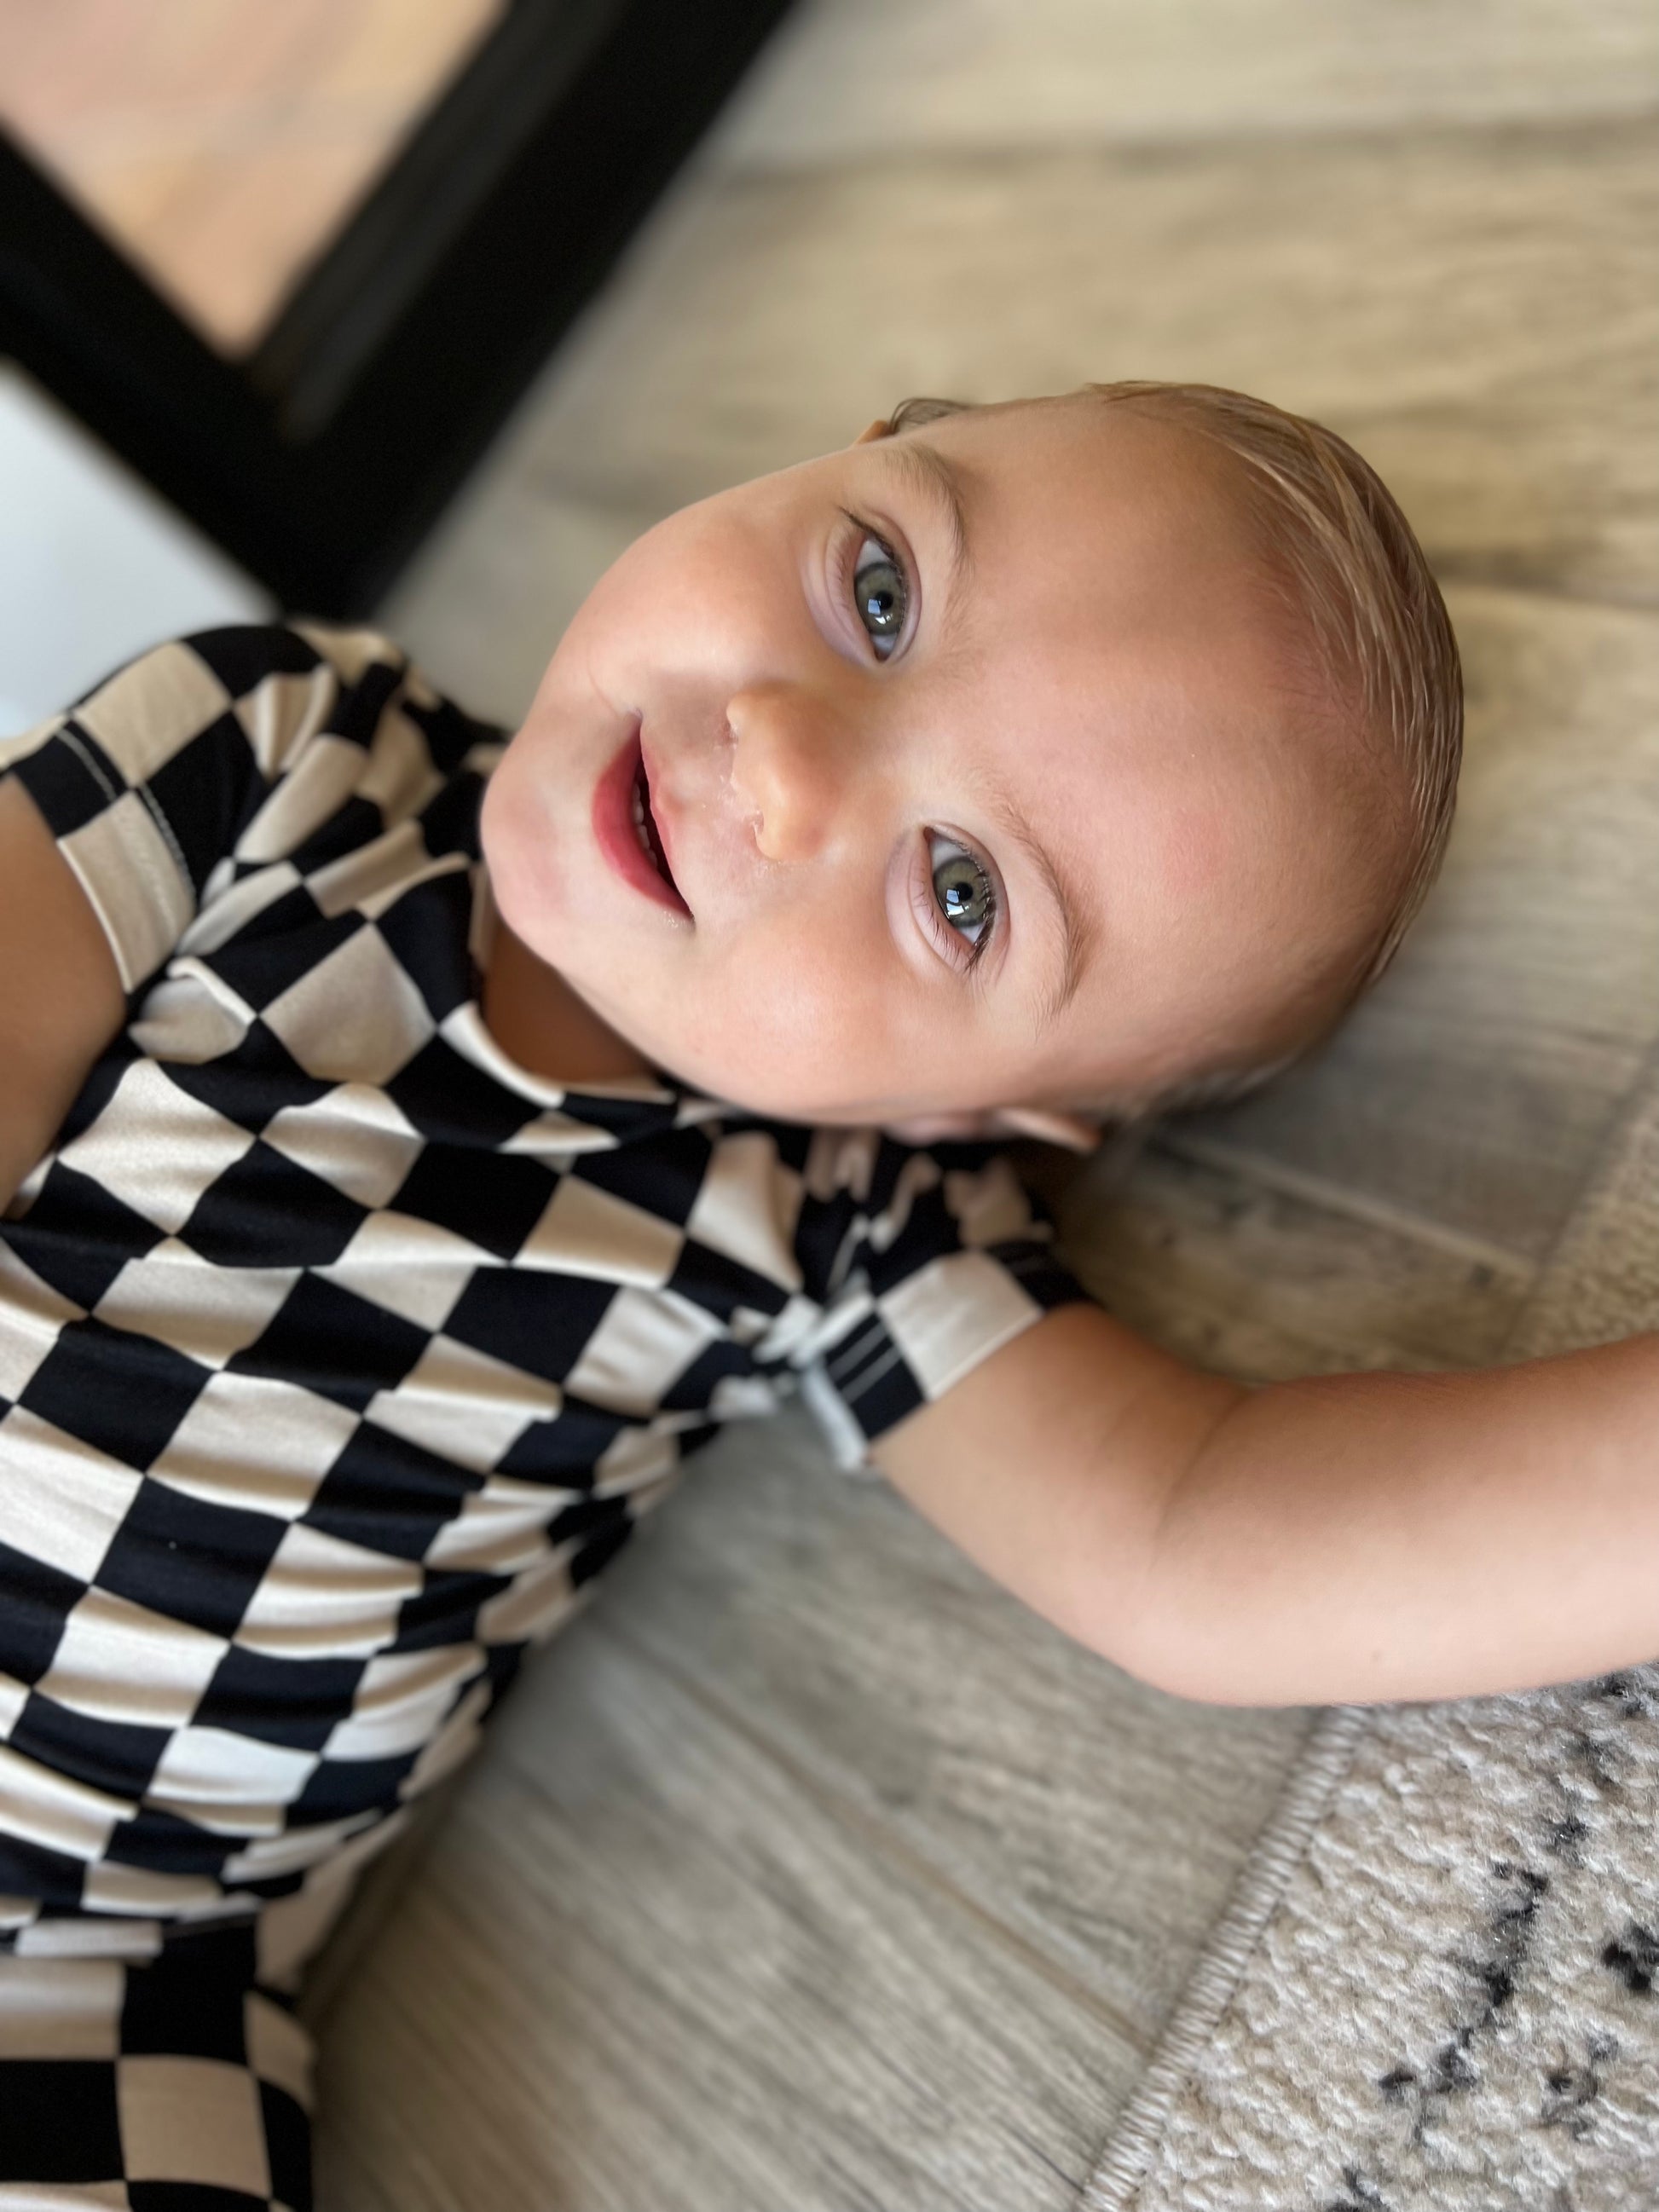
[876,1299,1659,1706]
[0,777,125,1208]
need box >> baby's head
[481,382,1461,1135]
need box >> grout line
[589,1609,1159,2061]
[1152,1130,1537,1282]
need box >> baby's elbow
[1034,1563,1205,1707]
[1077,1551,1275,1709]
[1106,1574,1332,1709]
[1086,1608,1228,1707]
[1114,1628,1262,1708]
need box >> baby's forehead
[934,401,1380,792]
[928,393,1263,536]
[926,407,1297,679]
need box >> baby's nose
[726,683,847,863]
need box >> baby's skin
[4,396,1654,1710]
[482,396,1400,1131]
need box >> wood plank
[381,486,653,730]
[1182,588,1659,1262]
[432,118,1658,605]
[565,1416,1311,2042]
[313,1608,1147,2212]
[1055,1138,1535,1384]
[712,0,1659,172]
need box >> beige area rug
[1088,1066,1659,2211]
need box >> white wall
[0,362,270,737]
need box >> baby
[0,381,1647,2209]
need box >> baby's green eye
[853,535,907,659]
[929,834,995,945]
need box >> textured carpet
[1088,1061,1659,2211]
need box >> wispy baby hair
[886,380,1465,1109]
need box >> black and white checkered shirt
[0,624,1084,1972]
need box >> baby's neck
[481,913,659,1088]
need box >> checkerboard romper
[0,625,1084,2207]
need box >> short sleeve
[0,623,460,996]
[779,1127,1089,1469]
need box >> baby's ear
[882,1106,1101,1154]
[880,1110,1001,1147]
[990,1106,1101,1154]
[853,418,892,446]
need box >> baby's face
[482,397,1390,1123]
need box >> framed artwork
[0,0,793,613]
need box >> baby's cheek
[693,919,907,1116]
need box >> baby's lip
[592,723,691,918]
[641,734,685,898]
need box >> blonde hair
[886,380,1464,1111]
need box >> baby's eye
[929,834,996,946]
[852,535,908,659]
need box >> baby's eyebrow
[986,778,1095,1031]
[883,438,972,612]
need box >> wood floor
[314,5,1659,2204]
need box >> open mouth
[593,727,690,915]
[629,754,678,897]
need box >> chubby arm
[0,776,125,1210]
[875,1299,1659,1707]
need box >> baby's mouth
[593,725,691,915]
[630,754,679,898]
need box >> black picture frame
[0,0,794,615]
